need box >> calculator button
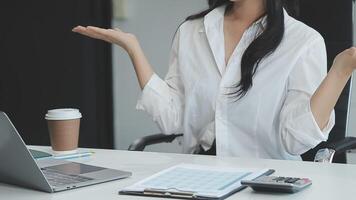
[285,178,300,183]
[295,178,311,185]
[273,177,286,181]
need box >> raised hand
[72,25,153,89]
[72,26,139,53]
[311,47,356,131]
[332,47,356,76]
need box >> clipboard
[119,164,275,200]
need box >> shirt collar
[200,6,290,33]
[253,9,291,30]
[253,15,267,31]
[200,5,225,33]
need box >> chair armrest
[314,137,356,163]
[128,133,183,151]
[325,137,356,155]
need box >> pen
[53,151,95,160]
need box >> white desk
[347,150,356,164]
[1,146,356,200]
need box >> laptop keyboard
[42,168,93,187]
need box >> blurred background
[0,0,355,162]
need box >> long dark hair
[187,0,285,99]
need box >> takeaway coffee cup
[45,109,82,154]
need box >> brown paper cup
[48,119,80,152]
[45,109,82,153]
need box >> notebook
[119,164,274,200]
[29,149,94,160]
[29,149,53,159]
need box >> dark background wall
[0,1,114,149]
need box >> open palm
[72,26,138,52]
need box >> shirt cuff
[199,122,216,151]
[287,101,335,149]
[136,73,170,112]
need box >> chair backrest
[296,0,354,162]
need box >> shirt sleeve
[136,30,184,135]
[279,36,335,156]
[199,121,216,151]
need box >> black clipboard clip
[144,188,197,199]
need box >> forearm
[311,64,353,129]
[72,25,155,88]
[127,42,154,89]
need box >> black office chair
[128,132,356,163]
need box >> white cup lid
[45,108,82,120]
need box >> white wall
[347,75,356,138]
[112,0,207,152]
[345,3,356,163]
[347,3,356,138]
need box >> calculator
[241,176,312,193]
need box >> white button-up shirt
[136,6,335,160]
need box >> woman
[73,0,356,160]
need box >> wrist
[126,42,141,58]
[330,63,353,79]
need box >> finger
[87,26,110,35]
[77,29,102,40]
[74,25,118,44]
[85,27,109,40]
[75,27,107,41]
[88,26,124,43]
[72,25,107,40]
[114,28,123,32]
[72,26,97,37]
[72,25,86,32]
[350,47,356,54]
[87,26,118,42]
[88,26,122,39]
[344,47,356,57]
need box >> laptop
[0,111,132,193]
